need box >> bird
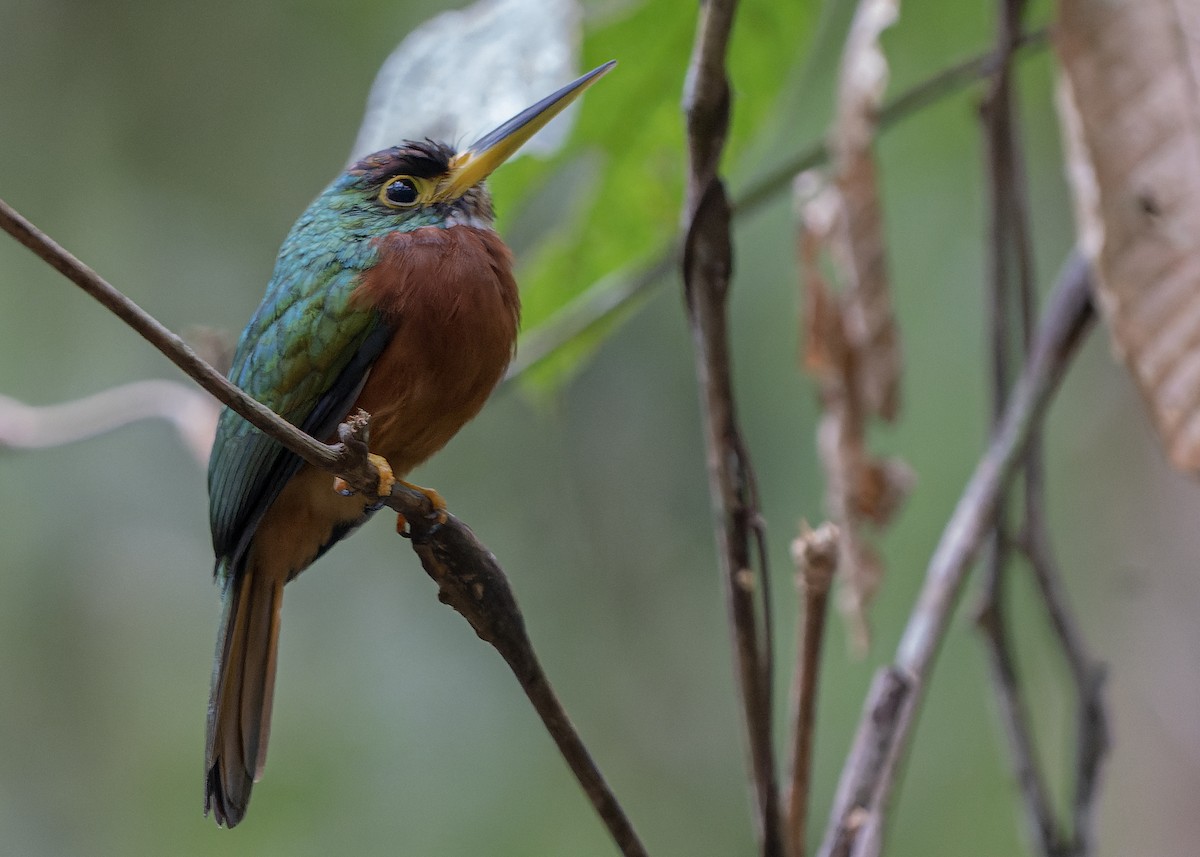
[203,60,614,827]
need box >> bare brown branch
[0,198,340,473]
[681,2,781,855]
[785,522,839,857]
[0,196,648,857]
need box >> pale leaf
[350,0,582,164]
[1056,0,1200,472]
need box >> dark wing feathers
[207,261,393,581]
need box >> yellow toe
[367,453,396,497]
[398,479,448,524]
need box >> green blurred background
[2,1,1198,855]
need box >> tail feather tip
[204,761,251,828]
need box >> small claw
[397,479,448,525]
[396,511,443,544]
[332,454,395,500]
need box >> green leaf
[488,0,815,394]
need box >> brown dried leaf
[797,179,849,382]
[796,172,914,653]
[828,0,903,422]
[1056,0,1200,472]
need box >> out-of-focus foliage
[2,1,1200,857]
[489,0,812,390]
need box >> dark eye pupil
[385,179,418,205]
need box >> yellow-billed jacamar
[205,61,614,827]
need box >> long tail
[204,562,284,827]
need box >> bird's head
[329,60,615,233]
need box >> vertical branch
[976,0,1063,853]
[976,2,1110,855]
[681,2,782,856]
[785,523,839,857]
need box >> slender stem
[785,524,839,857]
[1020,505,1109,855]
[681,2,782,855]
[816,255,1096,857]
[0,196,649,857]
[976,592,1061,852]
[975,3,1064,855]
[974,4,1109,855]
[741,29,1047,219]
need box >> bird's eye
[380,176,420,208]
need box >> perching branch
[680,3,781,856]
[0,196,648,857]
[508,29,1048,382]
[816,253,1097,857]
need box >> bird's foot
[332,453,396,502]
[395,480,449,539]
[367,454,396,497]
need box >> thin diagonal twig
[816,254,1097,857]
[0,196,648,857]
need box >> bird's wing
[207,262,392,583]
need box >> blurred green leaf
[488,0,814,393]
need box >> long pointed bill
[436,60,616,201]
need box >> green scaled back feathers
[206,149,461,588]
